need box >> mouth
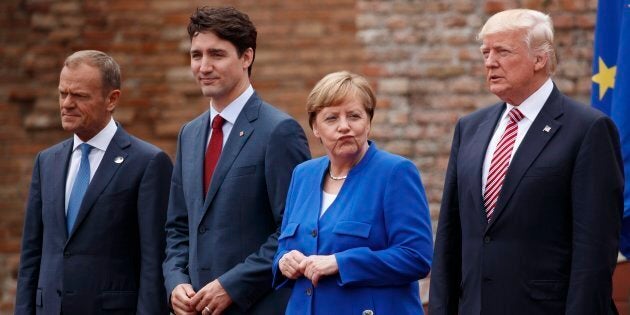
[488,75,503,83]
[199,77,219,85]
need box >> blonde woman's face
[312,97,370,160]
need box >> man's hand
[171,283,196,315]
[279,250,307,279]
[299,254,339,287]
[191,279,233,315]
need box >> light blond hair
[306,71,376,129]
[478,9,557,74]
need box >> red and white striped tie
[483,108,525,221]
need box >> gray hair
[63,50,121,95]
[478,9,557,74]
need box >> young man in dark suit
[163,7,310,315]
[430,9,623,315]
[15,50,172,314]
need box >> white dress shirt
[481,78,553,194]
[65,118,118,214]
[207,85,254,148]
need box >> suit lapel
[487,87,563,230]
[54,139,73,240]
[470,105,505,225]
[201,94,259,219]
[67,127,130,240]
[194,112,211,204]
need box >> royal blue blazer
[273,142,433,315]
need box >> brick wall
[0,0,596,312]
[357,0,596,226]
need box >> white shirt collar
[504,78,553,122]
[72,118,118,152]
[210,85,254,124]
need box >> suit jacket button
[198,226,206,234]
[306,287,312,296]
[57,289,62,296]
[63,251,70,257]
[363,310,374,315]
[483,236,491,244]
[311,229,317,237]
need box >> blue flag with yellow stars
[592,0,630,258]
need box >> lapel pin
[239,131,244,137]
[114,156,124,164]
[543,125,551,133]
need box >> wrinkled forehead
[59,64,103,90]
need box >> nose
[60,94,73,109]
[484,51,498,68]
[199,56,213,73]
[337,116,350,132]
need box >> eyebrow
[190,48,227,54]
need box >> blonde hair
[478,9,557,74]
[306,71,376,129]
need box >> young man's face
[190,32,253,110]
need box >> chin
[60,122,75,132]
[333,148,359,159]
[489,86,509,99]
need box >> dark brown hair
[188,7,257,76]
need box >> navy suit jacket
[15,126,173,315]
[163,92,310,314]
[429,86,624,315]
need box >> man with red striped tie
[429,9,623,315]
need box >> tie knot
[508,108,525,123]
[212,115,225,130]
[79,143,93,156]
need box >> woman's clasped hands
[279,250,339,286]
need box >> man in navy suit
[15,50,172,314]
[162,7,310,315]
[429,9,623,315]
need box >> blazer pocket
[279,223,299,240]
[96,188,134,202]
[101,291,137,310]
[333,221,371,238]
[524,166,565,177]
[526,280,568,300]
[227,165,257,178]
[36,288,43,307]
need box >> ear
[312,123,320,139]
[533,51,548,72]
[241,47,254,70]
[105,89,121,112]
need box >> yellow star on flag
[592,57,617,100]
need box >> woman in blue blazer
[273,71,433,315]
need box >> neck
[506,75,549,106]
[328,142,369,178]
[211,79,250,112]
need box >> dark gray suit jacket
[429,86,623,315]
[163,92,310,314]
[16,126,173,315]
